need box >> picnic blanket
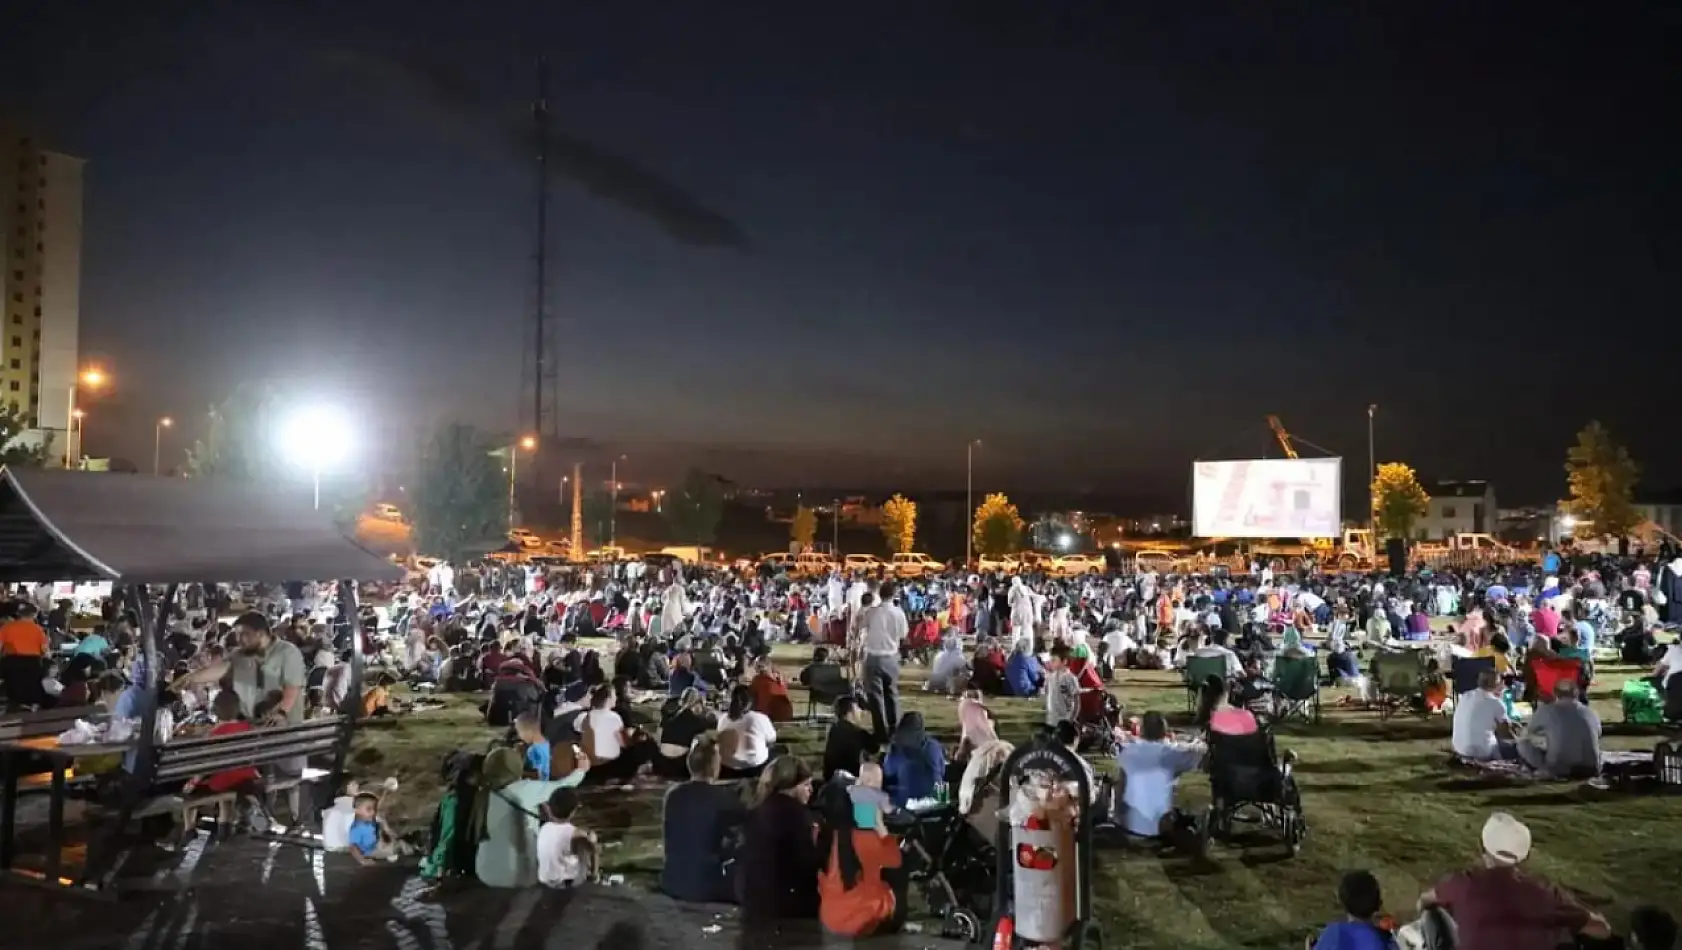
[1454,750,1651,784]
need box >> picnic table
[0,734,135,887]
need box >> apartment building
[0,124,83,459]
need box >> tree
[409,422,509,562]
[790,505,817,551]
[1371,462,1430,540]
[880,494,917,554]
[184,384,367,527]
[1565,420,1641,540]
[0,404,48,466]
[972,493,1025,557]
[663,467,723,544]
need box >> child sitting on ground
[847,761,895,836]
[347,784,406,866]
[536,787,596,887]
[1309,869,1395,950]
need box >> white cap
[1481,811,1531,865]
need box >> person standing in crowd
[856,580,907,741]
[0,603,51,707]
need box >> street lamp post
[652,489,665,513]
[154,417,173,475]
[832,498,840,554]
[965,439,982,567]
[510,436,537,531]
[1367,405,1377,536]
[64,367,107,468]
[278,406,353,511]
[610,454,627,546]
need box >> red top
[199,721,261,793]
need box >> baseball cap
[1481,812,1531,865]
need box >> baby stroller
[890,804,997,943]
[1199,729,1306,857]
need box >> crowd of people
[1,539,1679,946]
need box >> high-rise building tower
[0,125,84,460]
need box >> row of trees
[1369,420,1643,542]
[788,491,1028,557]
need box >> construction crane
[1266,415,1299,460]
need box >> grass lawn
[350,644,1682,950]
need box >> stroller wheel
[943,908,983,944]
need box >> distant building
[0,124,83,460]
[1416,480,1497,539]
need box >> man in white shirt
[1115,712,1205,839]
[857,580,909,740]
[1451,670,1515,761]
[1191,633,1245,678]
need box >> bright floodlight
[1560,516,1577,530]
[279,405,353,470]
[1058,533,1074,550]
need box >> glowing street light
[278,405,354,510]
[154,416,174,475]
[509,436,537,531]
[64,367,107,468]
[1058,533,1074,551]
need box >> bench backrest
[0,705,104,742]
[153,716,347,783]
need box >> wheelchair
[1199,729,1307,857]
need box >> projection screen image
[1192,458,1344,538]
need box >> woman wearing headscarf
[814,780,906,938]
[881,712,946,806]
[1008,577,1036,648]
[927,636,970,695]
[473,746,571,888]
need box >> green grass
[352,646,1682,949]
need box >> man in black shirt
[821,695,878,781]
[660,737,747,904]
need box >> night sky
[6,3,1678,507]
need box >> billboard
[1192,458,1343,538]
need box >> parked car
[1132,549,1180,572]
[760,552,796,573]
[890,553,945,577]
[1051,553,1106,576]
[508,528,543,549]
[585,545,626,563]
[842,554,886,573]
[795,552,836,576]
[976,554,1019,574]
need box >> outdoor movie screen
[1191,457,1343,539]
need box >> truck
[659,545,715,565]
[1241,527,1378,573]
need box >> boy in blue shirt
[1311,870,1395,949]
[348,791,397,865]
[516,711,551,780]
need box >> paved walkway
[3,835,965,950]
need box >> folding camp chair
[1528,655,1583,704]
[803,663,853,725]
[1450,656,1496,697]
[1272,654,1321,724]
[1184,655,1231,712]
